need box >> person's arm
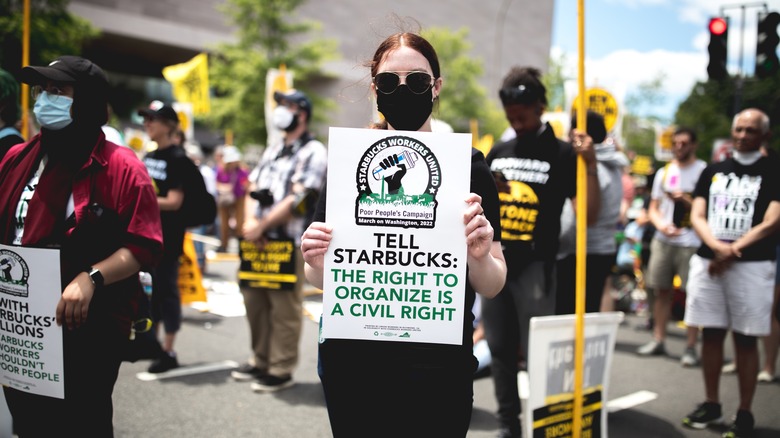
[156,187,184,211]
[648,196,681,238]
[732,200,780,255]
[56,248,141,330]
[463,193,506,298]
[690,196,736,276]
[243,191,298,243]
[301,222,332,289]
[570,130,600,225]
[690,197,729,258]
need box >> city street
[108,253,780,438]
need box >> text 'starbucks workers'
[0,244,64,399]
[322,128,471,345]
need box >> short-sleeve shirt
[485,123,576,265]
[143,146,189,258]
[693,156,780,261]
[216,166,250,198]
[249,136,328,246]
[651,160,707,247]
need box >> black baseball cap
[274,89,312,118]
[20,56,108,89]
[138,100,179,123]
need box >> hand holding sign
[464,193,493,260]
[301,221,333,288]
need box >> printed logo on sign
[355,136,442,229]
[0,249,30,298]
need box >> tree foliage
[0,0,99,75]
[206,0,338,147]
[422,27,507,139]
[675,73,780,159]
[542,52,567,112]
[620,73,668,159]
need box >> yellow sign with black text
[179,233,207,304]
[571,88,619,132]
[238,238,297,290]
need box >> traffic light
[755,11,780,79]
[707,17,729,81]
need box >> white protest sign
[526,312,623,438]
[322,127,471,345]
[0,244,64,399]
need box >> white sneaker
[680,347,699,367]
[757,370,775,383]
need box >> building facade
[69,0,554,147]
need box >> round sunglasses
[373,71,434,94]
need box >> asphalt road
[104,254,780,438]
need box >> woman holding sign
[300,30,507,437]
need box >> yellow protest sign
[162,53,210,116]
[631,155,654,176]
[655,125,676,162]
[179,233,207,304]
[570,87,619,132]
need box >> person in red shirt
[0,56,163,436]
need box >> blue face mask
[33,91,74,130]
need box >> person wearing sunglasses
[482,66,600,438]
[300,30,506,437]
[0,56,163,436]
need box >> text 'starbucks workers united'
[356,135,442,229]
[323,128,471,345]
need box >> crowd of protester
[0,25,778,438]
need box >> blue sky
[550,0,780,122]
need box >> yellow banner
[163,53,210,116]
[179,233,207,304]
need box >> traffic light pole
[719,3,768,114]
[720,2,767,74]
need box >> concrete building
[69,0,554,147]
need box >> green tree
[207,0,338,147]
[621,73,668,159]
[542,52,568,112]
[675,74,780,159]
[422,27,506,139]
[0,0,99,74]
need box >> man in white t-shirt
[637,127,707,367]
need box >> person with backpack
[139,100,191,373]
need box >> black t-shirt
[693,155,780,261]
[143,145,188,257]
[0,132,24,161]
[313,147,501,359]
[485,123,576,265]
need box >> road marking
[606,390,658,413]
[136,360,239,381]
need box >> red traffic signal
[709,17,728,35]
[708,16,729,80]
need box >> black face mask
[377,85,433,131]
